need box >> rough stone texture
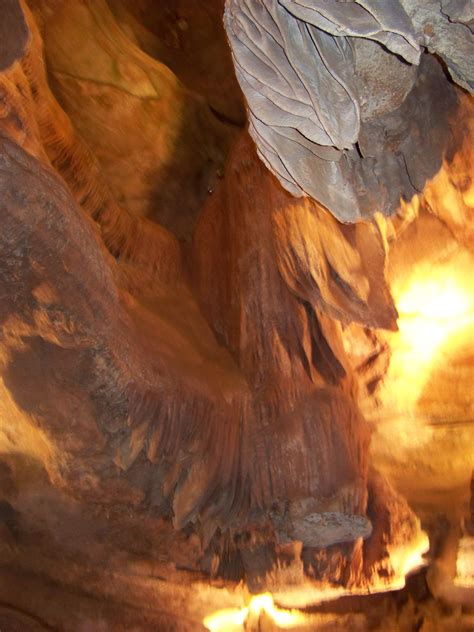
[280,0,420,63]
[424,93,474,249]
[0,0,30,72]
[108,0,246,127]
[11,0,183,295]
[224,0,471,222]
[29,0,239,240]
[401,0,474,92]
[353,38,417,122]
[0,0,405,589]
[0,0,472,629]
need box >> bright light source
[379,258,474,414]
[203,592,306,631]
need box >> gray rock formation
[224,0,472,221]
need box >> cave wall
[0,0,472,629]
[1,0,384,554]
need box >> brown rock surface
[0,0,472,629]
[29,0,239,239]
[0,0,394,567]
[0,0,30,72]
[108,0,245,127]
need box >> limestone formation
[224,0,472,221]
[0,0,472,629]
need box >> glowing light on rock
[203,605,249,632]
[203,593,306,631]
[385,529,430,591]
[203,531,430,631]
[379,257,474,415]
[455,535,474,588]
[396,273,472,360]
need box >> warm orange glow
[455,535,474,588]
[203,605,249,632]
[396,273,472,359]
[385,529,430,590]
[203,593,306,631]
[378,254,474,415]
[203,531,429,630]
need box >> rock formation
[0,0,472,629]
[224,0,472,221]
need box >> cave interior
[0,1,473,630]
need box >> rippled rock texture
[224,0,473,221]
